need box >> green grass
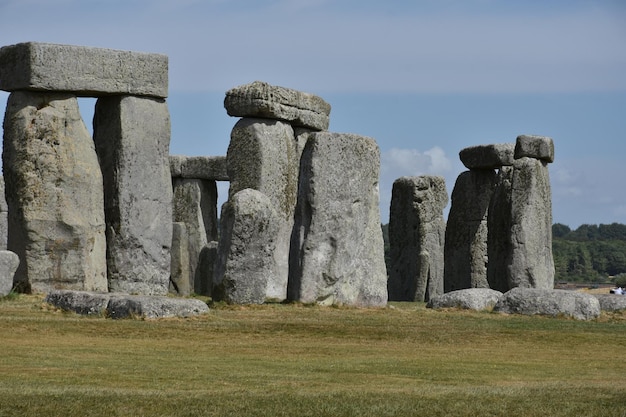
[1,295,625,417]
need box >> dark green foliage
[614,273,626,287]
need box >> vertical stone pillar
[288,132,388,307]
[2,92,107,293]
[388,176,447,302]
[0,177,8,250]
[487,166,514,292]
[93,95,172,295]
[170,222,190,295]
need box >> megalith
[486,165,514,292]
[170,222,191,296]
[213,189,280,304]
[0,250,20,296]
[388,176,447,302]
[2,92,107,293]
[0,177,8,250]
[288,132,388,307]
[93,95,173,295]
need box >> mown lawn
[0,295,625,417]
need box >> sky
[1,0,625,228]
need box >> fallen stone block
[427,288,503,311]
[224,81,331,131]
[170,155,229,181]
[493,288,601,320]
[45,289,110,316]
[594,294,626,312]
[459,143,515,169]
[514,135,554,163]
[0,250,19,296]
[0,42,168,98]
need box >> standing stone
[444,170,497,292]
[0,177,8,250]
[0,250,20,296]
[388,176,448,302]
[289,132,388,307]
[507,156,555,289]
[93,95,172,295]
[487,166,514,292]
[172,178,218,295]
[213,189,280,304]
[170,222,190,296]
[3,92,107,293]
[227,118,299,300]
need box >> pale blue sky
[1,0,625,227]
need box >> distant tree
[568,224,600,241]
[552,223,571,238]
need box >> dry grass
[0,295,625,416]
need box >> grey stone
[170,222,191,296]
[486,166,514,292]
[224,81,331,131]
[459,143,515,169]
[514,135,554,163]
[494,288,600,320]
[507,157,554,289]
[289,132,388,307]
[170,155,228,181]
[93,95,172,295]
[3,91,108,293]
[594,294,626,312]
[0,177,7,250]
[0,42,168,98]
[426,288,503,311]
[0,250,19,296]
[172,178,218,295]
[197,241,218,297]
[444,170,497,292]
[45,289,110,315]
[227,118,299,300]
[213,189,280,304]
[388,176,447,302]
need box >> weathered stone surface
[172,178,218,295]
[487,166,514,292]
[514,135,554,163]
[0,250,19,296]
[459,143,515,169]
[170,222,191,296]
[494,288,600,320]
[45,289,209,319]
[0,42,168,98]
[197,241,218,296]
[224,81,331,131]
[227,118,299,300]
[594,294,626,312]
[170,155,228,181]
[0,177,7,250]
[289,132,388,307]
[507,157,554,289]
[388,176,448,302]
[444,170,497,292]
[213,189,280,304]
[93,95,172,295]
[427,288,503,311]
[3,92,107,293]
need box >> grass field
[1,294,625,417]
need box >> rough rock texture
[0,177,7,250]
[289,132,388,307]
[197,241,218,296]
[45,289,209,319]
[444,170,497,292]
[494,288,600,320]
[0,42,168,98]
[0,250,20,296]
[3,92,107,293]
[213,189,280,304]
[426,288,503,311]
[594,294,626,312]
[459,143,515,169]
[224,81,331,131]
[227,118,299,300]
[487,166,514,292]
[93,95,172,295]
[507,157,554,289]
[388,176,447,302]
[169,222,190,296]
[172,178,218,295]
[170,155,228,181]
[514,135,554,163]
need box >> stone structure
[0,42,171,295]
[0,177,7,250]
[289,132,388,307]
[388,176,447,302]
[0,250,20,296]
[426,288,503,311]
[170,222,191,295]
[486,166,514,292]
[493,287,600,320]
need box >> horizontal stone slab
[594,294,626,312]
[45,289,209,319]
[427,288,503,311]
[0,42,168,97]
[170,155,229,180]
[224,81,331,131]
[493,288,600,320]
[459,143,515,169]
[514,135,554,163]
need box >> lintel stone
[514,135,554,163]
[459,143,515,169]
[170,155,229,181]
[0,42,168,98]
